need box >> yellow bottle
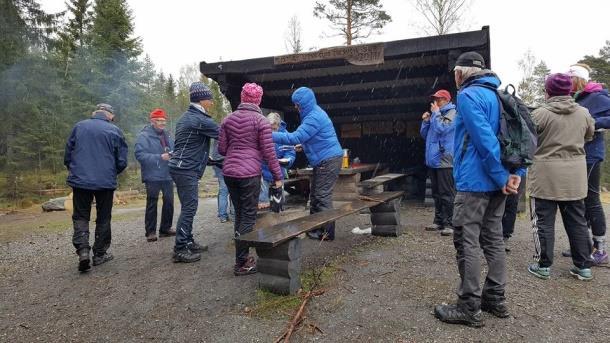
[342,149,349,169]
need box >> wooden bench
[237,191,403,295]
[358,173,407,195]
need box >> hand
[422,112,431,121]
[274,180,283,188]
[161,153,170,161]
[502,175,521,195]
[430,102,440,113]
[294,144,303,152]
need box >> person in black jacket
[64,103,128,272]
[168,82,219,263]
[135,108,176,242]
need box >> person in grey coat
[135,108,176,242]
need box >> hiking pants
[309,156,342,239]
[585,162,607,250]
[430,167,455,227]
[530,197,593,269]
[144,180,174,235]
[452,191,507,311]
[72,187,114,256]
[225,176,260,266]
[171,172,199,250]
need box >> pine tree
[580,40,610,87]
[517,50,548,108]
[313,0,391,45]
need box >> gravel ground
[1,199,609,342]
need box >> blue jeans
[214,166,234,220]
[170,172,199,249]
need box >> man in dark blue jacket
[64,103,128,272]
[168,82,219,263]
[135,108,176,242]
[420,89,457,237]
[272,87,343,240]
[434,52,524,327]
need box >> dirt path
[1,199,609,342]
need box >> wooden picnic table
[297,163,383,200]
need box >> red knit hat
[431,89,451,101]
[150,108,167,120]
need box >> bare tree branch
[413,0,471,35]
[284,15,303,53]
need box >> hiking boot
[234,256,257,276]
[569,266,593,281]
[527,263,550,280]
[503,237,511,252]
[186,241,208,253]
[146,233,158,242]
[561,249,571,257]
[425,223,442,231]
[159,228,176,237]
[173,247,201,263]
[481,302,510,318]
[592,250,609,266]
[440,227,454,236]
[92,252,114,266]
[434,304,482,328]
[77,248,91,272]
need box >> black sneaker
[173,248,201,263]
[306,230,322,240]
[434,304,483,327]
[234,257,257,276]
[92,252,114,266]
[561,249,572,257]
[78,249,91,272]
[481,302,510,318]
[186,241,208,253]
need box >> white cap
[567,65,590,81]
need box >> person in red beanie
[135,108,176,242]
[421,89,457,237]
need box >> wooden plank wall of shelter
[201,27,492,196]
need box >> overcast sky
[41,0,609,87]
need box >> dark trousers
[430,168,455,227]
[71,187,114,256]
[309,156,342,239]
[530,197,593,269]
[585,162,607,247]
[225,176,260,265]
[144,180,174,235]
[452,191,507,311]
[502,180,525,238]
[171,172,199,249]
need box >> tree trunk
[346,0,352,45]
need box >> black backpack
[467,84,537,170]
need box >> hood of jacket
[461,70,501,90]
[292,87,317,119]
[542,96,580,115]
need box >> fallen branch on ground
[358,195,384,203]
[274,289,325,343]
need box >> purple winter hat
[545,73,573,97]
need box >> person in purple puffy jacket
[219,83,283,276]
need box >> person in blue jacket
[168,82,219,263]
[259,112,296,207]
[64,103,128,272]
[272,87,343,240]
[420,89,457,237]
[434,52,524,327]
[135,108,176,242]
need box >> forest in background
[1,0,609,209]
